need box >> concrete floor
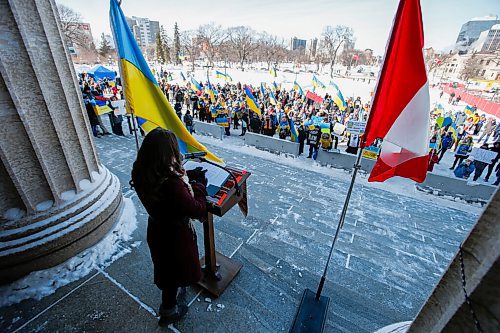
[1,131,479,333]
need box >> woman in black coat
[131,128,208,326]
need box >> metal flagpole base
[290,289,330,333]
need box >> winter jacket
[454,161,475,179]
[136,177,207,289]
[307,128,320,146]
[183,114,193,126]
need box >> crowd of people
[157,74,370,160]
[80,73,132,138]
[77,68,500,186]
[428,90,500,185]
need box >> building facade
[289,37,306,52]
[482,24,500,52]
[434,51,500,82]
[126,16,160,48]
[306,38,318,58]
[456,16,500,46]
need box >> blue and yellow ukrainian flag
[244,85,261,116]
[269,90,278,106]
[216,70,232,81]
[215,116,229,127]
[293,81,304,96]
[269,67,277,78]
[210,104,220,118]
[272,81,278,91]
[109,0,222,163]
[289,118,299,143]
[94,98,113,115]
[190,77,202,94]
[464,105,474,116]
[260,82,266,96]
[329,81,347,111]
[207,79,216,103]
[312,75,326,89]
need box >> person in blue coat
[454,158,475,179]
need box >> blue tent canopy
[87,65,116,81]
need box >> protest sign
[332,123,346,137]
[470,147,497,164]
[362,145,380,160]
[346,120,366,134]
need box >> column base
[0,167,123,285]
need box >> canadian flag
[361,0,430,183]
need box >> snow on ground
[0,198,138,307]
[193,133,483,215]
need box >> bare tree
[425,52,453,75]
[197,23,226,66]
[57,4,92,48]
[227,26,257,70]
[320,25,355,78]
[257,33,286,70]
[180,30,200,71]
[460,53,482,81]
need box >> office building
[290,37,306,52]
[126,16,160,47]
[456,16,500,46]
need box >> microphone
[183,151,208,159]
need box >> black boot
[158,304,188,327]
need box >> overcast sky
[57,0,499,55]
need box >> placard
[362,145,380,160]
[346,120,366,134]
[332,122,346,136]
[469,147,497,164]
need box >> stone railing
[244,132,300,155]
[193,120,224,140]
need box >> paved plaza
[1,133,479,333]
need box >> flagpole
[110,0,140,151]
[315,146,363,300]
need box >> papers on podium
[183,160,231,196]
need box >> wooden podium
[198,166,250,297]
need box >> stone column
[0,0,123,283]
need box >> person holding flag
[244,85,262,116]
[206,78,216,103]
[329,81,347,111]
[293,81,304,97]
[191,77,203,95]
[269,66,277,78]
[269,90,278,106]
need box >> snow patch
[79,179,92,190]
[3,208,26,221]
[60,190,76,201]
[0,197,137,307]
[167,324,182,333]
[35,200,53,212]
[194,134,483,215]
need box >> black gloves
[186,167,208,187]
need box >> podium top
[183,160,230,196]
[206,166,250,217]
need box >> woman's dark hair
[131,128,184,201]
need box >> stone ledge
[193,120,224,140]
[244,132,300,155]
[0,167,123,284]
